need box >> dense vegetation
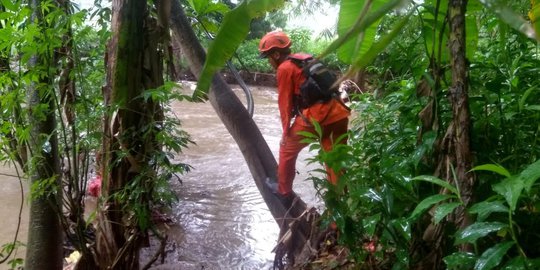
[1,0,540,269]
[307,1,540,269]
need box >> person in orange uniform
[259,31,350,199]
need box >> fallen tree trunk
[170,2,324,267]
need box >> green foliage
[321,0,408,72]
[301,80,430,266]
[469,19,540,171]
[1,0,195,265]
[333,0,399,66]
[229,28,345,74]
[232,39,273,73]
[481,0,539,41]
[444,251,477,270]
[0,241,25,269]
[2,0,539,267]
[184,0,231,34]
[194,0,409,98]
[300,0,540,268]
[531,0,540,38]
[439,160,540,269]
[113,82,194,229]
[194,0,286,99]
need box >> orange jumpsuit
[276,53,350,195]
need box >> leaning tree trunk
[170,2,321,266]
[93,0,166,268]
[24,2,63,269]
[419,0,475,268]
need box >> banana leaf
[194,0,285,100]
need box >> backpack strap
[286,54,312,117]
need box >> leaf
[194,0,285,99]
[350,9,414,73]
[519,84,539,111]
[470,164,511,178]
[467,0,483,12]
[444,252,476,270]
[502,257,540,270]
[524,105,540,111]
[518,159,540,193]
[336,0,374,63]
[411,175,459,195]
[0,0,18,11]
[409,194,455,221]
[297,130,319,139]
[0,12,12,20]
[455,222,507,245]
[479,0,537,41]
[529,0,540,41]
[365,188,383,202]
[421,0,449,61]
[468,200,509,221]
[434,202,461,224]
[492,176,523,212]
[382,184,394,216]
[363,213,381,236]
[466,13,479,60]
[320,0,403,62]
[390,217,412,242]
[474,241,514,270]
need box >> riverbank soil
[177,69,278,88]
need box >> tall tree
[411,0,475,268]
[92,0,168,268]
[445,0,474,231]
[24,0,64,269]
[94,0,148,267]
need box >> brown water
[160,83,323,269]
[0,82,324,270]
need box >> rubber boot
[265,178,294,207]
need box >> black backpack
[288,55,338,110]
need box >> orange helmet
[258,31,291,58]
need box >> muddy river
[0,83,324,270]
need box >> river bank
[178,69,278,88]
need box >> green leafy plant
[298,78,431,268]
[0,241,25,270]
[412,160,540,270]
[2,1,195,266]
[113,82,194,229]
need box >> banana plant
[193,0,286,100]
[194,0,413,99]
[184,0,231,33]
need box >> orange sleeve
[276,62,297,136]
